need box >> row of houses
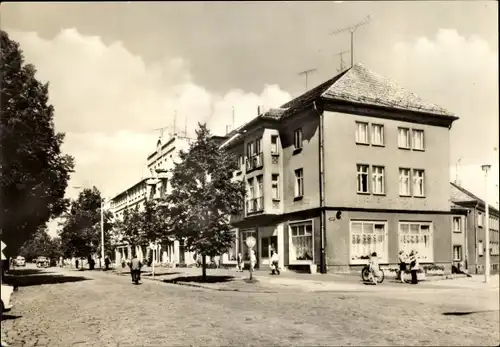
[109,63,499,275]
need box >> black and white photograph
[0,1,498,346]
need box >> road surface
[1,266,498,346]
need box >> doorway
[261,236,278,265]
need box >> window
[294,128,303,150]
[371,166,385,194]
[247,178,254,200]
[412,129,424,150]
[453,245,462,261]
[256,175,263,197]
[399,168,411,196]
[271,135,279,155]
[357,164,369,193]
[246,141,255,157]
[271,174,280,200]
[355,122,369,144]
[478,240,484,256]
[371,124,384,146]
[294,169,304,198]
[237,155,244,169]
[256,137,263,154]
[399,222,433,262]
[477,213,483,227]
[241,229,257,261]
[453,217,461,233]
[398,127,411,148]
[350,221,388,264]
[413,169,425,196]
[289,221,313,262]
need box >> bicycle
[361,265,385,284]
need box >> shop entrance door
[261,236,278,266]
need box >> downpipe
[313,101,327,274]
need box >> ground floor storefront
[113,239,196,267]
[225,208,454,274]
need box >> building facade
[110,135,197,267]
[450,182,500,274]
[221,63,459,274]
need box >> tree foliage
[167,123,246,278]
[0,30,74,257]
[58,187,113,260]
[18,226,62,261]
[114,199,171,256]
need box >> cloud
[380,29,499,207]
[7,28,292,205]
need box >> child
[368,252,380,285]
[236,252,244,272]
[270,249,280,275]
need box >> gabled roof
[228,62,457,138]
[321,63,455,117]
[450,182,499,214]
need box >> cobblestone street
[1,267,499,347]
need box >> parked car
[1,284,14,316]
[13,256,26,267]
[36,256,50,268]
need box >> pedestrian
[250,249,257,272]
[75,258,79,269]
[409,250,419,284]
[270,248,280,275]
[59,256,63,268]
[398,250,407,283]
[104,257,111,271]
[236,252,244,272]
[128,254,142,283]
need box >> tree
[114,204,144,256]
[142,199,171,247]
[114,199,171,260]
[168,123,246,280]
[0,30,74,260]
[19,226,62,262]
[59,187,113,263]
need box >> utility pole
[455,156,462,186]
[298,68,317,91]
[481,164,491,283]
[334,50,350,72]
[232,106,235,131]
[331,15,371,67]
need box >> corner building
[221,63,459,274]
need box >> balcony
[245,153,264,173]
[246,196,264,215]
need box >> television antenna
[334,50,350,73]
[298,68,317,91]
[331,15,371,67]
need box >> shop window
[289,221,313,263]
[350,221,388,264]
[398,222,434,262]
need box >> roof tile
[321,63,455,117]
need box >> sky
[1,1,498,237]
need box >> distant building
[220,63,459,274]
[450,182,500,274]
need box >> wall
[324,210,452,273]
[451,215,466,264]
[323,111,451,211]
[280,109,321,214]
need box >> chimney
[257,105,261,115]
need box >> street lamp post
[481,164,491,283]
[101,199,105,269]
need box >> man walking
[129,254,142,283]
